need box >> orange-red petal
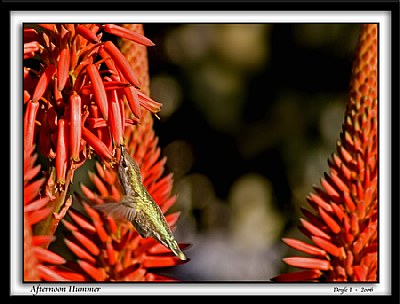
[57,48,71,91]
[103,24,155,46]
[70,93,82,162]
[32,64,56,102]
[103,40,140,88]
[33,246,66,265]
[283,257,330,271]
[55,118,69,185]
[282,237,326,257]
[77,260,106,281]
[86,63,108,120]
[81,126,114,162]
[76,24,99,44]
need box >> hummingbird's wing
[93,196,137,222]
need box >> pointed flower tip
[103,24,155,47]
[283,257,330,271]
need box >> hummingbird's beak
[175,248,187,261]
[167,240,187,260]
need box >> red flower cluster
[24,24,161,178]
[23,23,188,281]
[272,24,378,282]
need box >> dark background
[142,23,361,281]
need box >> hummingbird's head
[119,146,129,170]
[117,145,144,196]
[117,145,133,190]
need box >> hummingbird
[94,145,186,260]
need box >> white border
[11,11,391,296]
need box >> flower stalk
[272,24,378,282]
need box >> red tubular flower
[272,24,378,282]
[81,126,114,163]
[103,40,141,88]
[86,63,109,121]
[31,63,57,102]
[70,93,82,162]
[55,118,69,186]
[23,100,39,152]
[103,24,155,47]
[24,41,40,59]
[108,89,124,147]
[38,24,56,32]
[75,24,99,44]
[80,81,131,95]
[123,85,142,119]
[137,90,162,115]
[57,47,71,91]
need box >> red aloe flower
[24,144,67,281]
[55,113,189,281]
[272,24,378,282]
[23,23,188,281]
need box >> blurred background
[142,23,361,281]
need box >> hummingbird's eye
[121,160,128,168]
